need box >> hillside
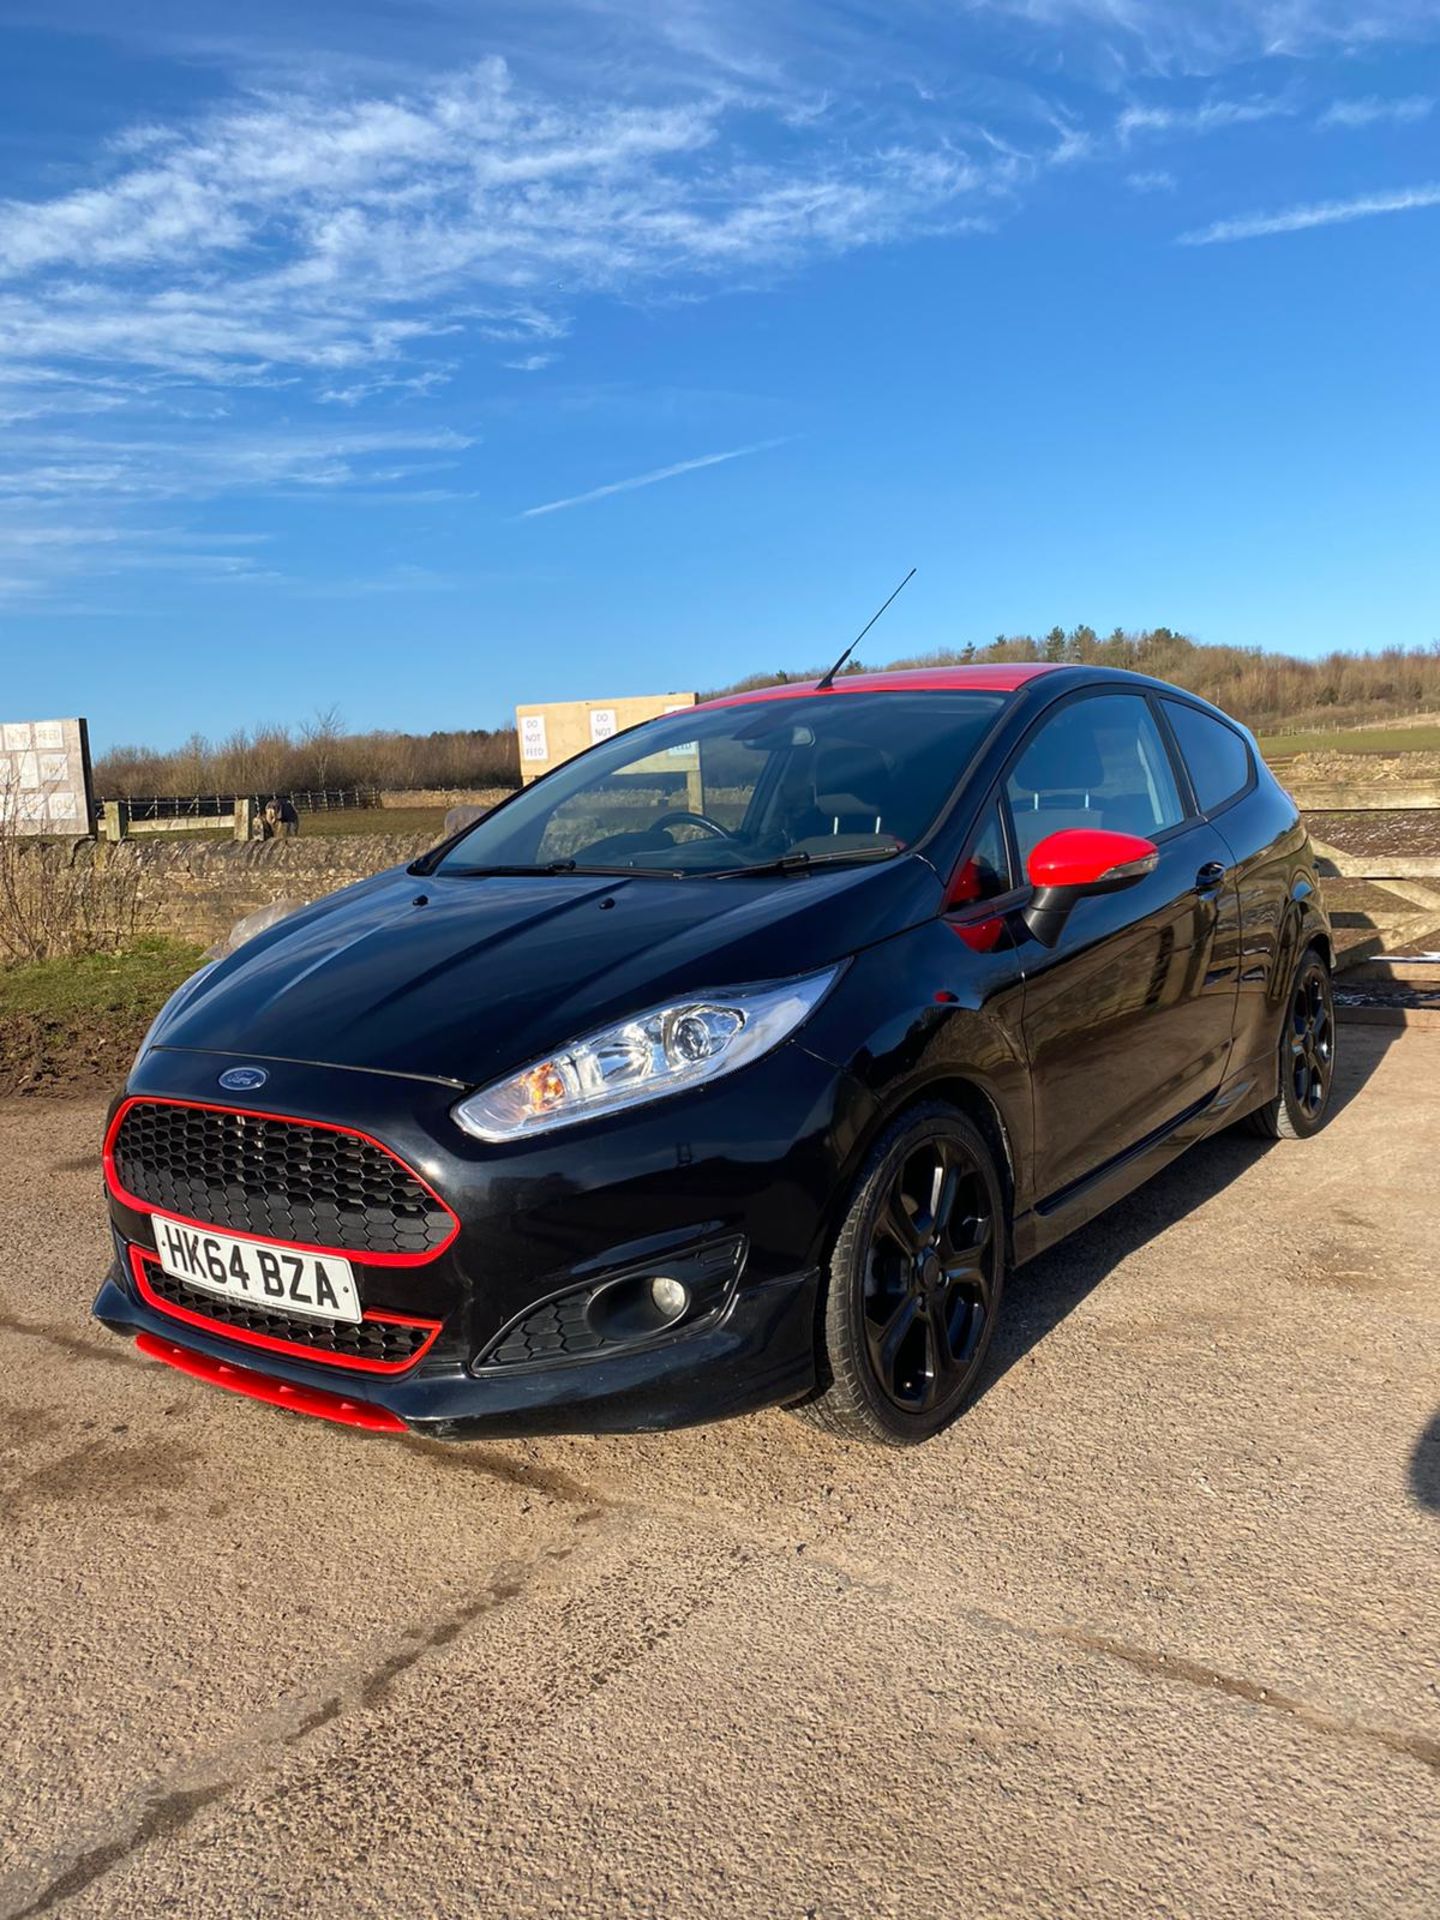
[93,627,1440,798]
[704,626,1440,736]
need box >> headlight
[452,966,841,1143]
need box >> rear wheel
[1245,947,1337,1140]
[793,1104,1005,1448]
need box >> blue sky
[0,1,1436,753]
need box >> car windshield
[433,690,1008,878]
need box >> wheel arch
[824,1068,1021,1269]
[1304,925,1333,972]
[908,1074,1018,1222]
[1276,885,1334,1008]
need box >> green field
[0,936,206,1096]
[296,806,450,838]
[1259,724,1440,759]
[108,806,453,843]
[0,936,204,1025]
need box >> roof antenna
[813,567,917,691]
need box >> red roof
[696,662,1064,710]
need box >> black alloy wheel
[794,1104,1006,1447]
[1289,963,1335,1119]
[1246,946,1337,1140]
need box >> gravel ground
[0,1028,1436,1920]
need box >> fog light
[649,1276,689,1321]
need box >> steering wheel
[652,809,735,842]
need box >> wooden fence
[95,788,385,840]
[102,798,254,842]
[101,786,380,824]
[1288,781,1440,985]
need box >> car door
[1158,697,1303,1081]
[1006,691,1240,1203]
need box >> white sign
[0,716,93,837]
[588,708,618,744]
[520,714,549,763]
[662,702,698,758]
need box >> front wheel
[1245,946,1337,1140]
[792,1104,1006,1448]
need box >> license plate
[151,1214,362,1324]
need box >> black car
[95,664,1335,1447]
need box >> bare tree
[0,774,150,964]
[300,705,345,789]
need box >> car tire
[1243,945,1337,1141]
[792,1103,1006,1448]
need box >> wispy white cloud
[1179,181,1440,244]
[0,41,1038,596]
[1117,95,1293,143]
[1318,94,1433,128]
[520,438,787,516]
[7,0,1440,603]
[974,1,1438,71]
[0,520,282,603]
[0,425,473,504]
[563,1,1438,92]
[0,58,1018,389]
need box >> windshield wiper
[704,845,903,880]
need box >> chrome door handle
[1194,861,1226,892]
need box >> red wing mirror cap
[1027,828,1160,892]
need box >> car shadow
[982,1015,1402,1396]
[1409,1413,1440,1517]
[1325,1010,1403,1124]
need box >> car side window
[1161,700,1252,813]
[1004,694,1185,862]
[948,799,1013,908]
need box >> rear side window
[1004,694,1185,861]
[1162,701,1252,813]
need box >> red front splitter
[135,1331,408,1433]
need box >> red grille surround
[104,1096,460,1268]
[106,1096,456,1377]
[127,1248,442,1375]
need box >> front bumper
[95,1258,819,1436]
[94,1039,870,1437]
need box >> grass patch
[1260,725,1440,758]
[0,936,205,1097]
[0,936,205,1022]
[295,806,449,838]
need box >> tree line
[96,711,521,800]
[711,627,1440,731]
[94,627,1440,798]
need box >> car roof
[695,662,1068,710]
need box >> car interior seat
[809,742,897,838]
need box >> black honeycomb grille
[489,1293,607,1366]
[113,1102,453,1259]
[484,1237,747,1368]
[142,1263,436,1368]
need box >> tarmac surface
[1,1025,1436,1918]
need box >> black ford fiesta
[94,663,1335,1447]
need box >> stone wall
[82,834,435,947]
